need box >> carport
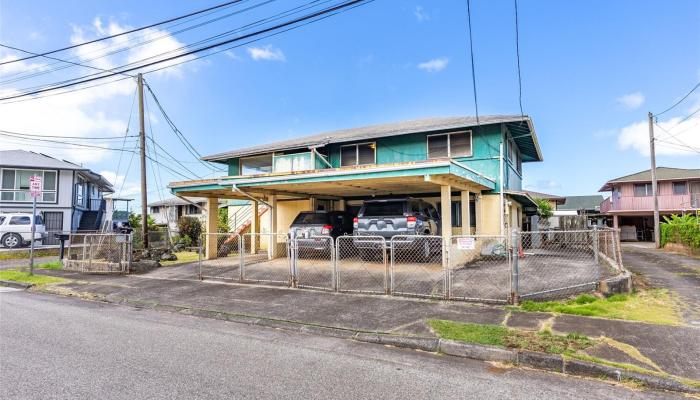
[170,159,496,260]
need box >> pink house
[599,167,700,241]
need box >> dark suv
[353,198,440,260]
[289,211,353,250]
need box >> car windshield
[293,213,329,225]
[362,202,405,217]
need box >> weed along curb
[37,286,700,395]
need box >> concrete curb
[38,288,699,395]
[0,280,33,289]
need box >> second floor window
[427,131,472,159]
[340,143,375,167]
[672,181,687,195]
[633,183,653,197]
[240,155,273,175]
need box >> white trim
[426,130,473,159]
[0,168,58,204]
[339,141,376,167]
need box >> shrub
[660,214,700,250]
[177,216,203,246]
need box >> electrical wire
[0,0,248,66]
[653,81,700,117]
[0,0,372,102]
[0,128,137,140]
[113,88,139,192]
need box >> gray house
[0,150,114,242]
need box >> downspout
[499,141,505,237]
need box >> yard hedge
[660,214,700,250]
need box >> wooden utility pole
[138,73,149,249]
[648,111,660,248]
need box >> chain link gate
[517,230,600,300]
[241,233,291,286]
[336,235,388,294]
[448,235,510,303]
[390,235,446,298]
[63,233,130,274]
[292,235,335,290]
[199,233,241,281]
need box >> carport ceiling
[241,175,481,198]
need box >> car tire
[2,233,22,249]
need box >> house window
[633,183,653,197]
[151,206,160,214]
[186,204,201,215]
[427,131,472,159]
[0,169,58,203]
[75,177,85,207]
[672,181,687,195]
[240,154,273,175]
[340,142,376,167]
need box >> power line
[0,128,138,140]
[0,0,247,66]
[0,0,372,102]
[655,137,700,154]
[653,81,700,117]
[0,43,135,78]
[653,122,700,154]
[513,0,523,119]
[466,0,479,126]
[113,88,139,194]
[0,130,140,151]
[0,0,270,85]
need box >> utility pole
[648,111,660,248]
[138,73,149,249]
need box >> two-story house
[0,150,114,243]
[599,167,700,241]
[168,116,543,258]
[148,196,226,234]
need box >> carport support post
[251,200,259,254]
[461,191,470,235]
[510,229,520,305]
[205,198,218,260]
[440,185,452,291]
[268,195,277,260]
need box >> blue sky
[0,0,698,204]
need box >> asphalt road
[0,290,682,400]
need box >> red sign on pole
[29,175,42,198]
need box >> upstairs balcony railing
[600,194,700,213]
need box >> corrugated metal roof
[599,167,700,191]
[202,115,542,162]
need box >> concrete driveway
[622,243,700,326]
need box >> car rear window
[362,202,405,217]
[293,213,329,225]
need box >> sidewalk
[36,264,700,382]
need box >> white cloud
[417,57,448,72]
[616,92,645,110]
[414,6,430,22]
[618,104,700,156]
[524,179,561,192]
[246,45,285,62]
[0,17,193,164]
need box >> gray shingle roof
[148,196,207,207]
[202,115,542,162]
[599,167,700,191]
[557,195,605,212]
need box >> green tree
[128,213,156,229]
[177,216,203,245]
[218,207,230,233]
[533,198,554,220]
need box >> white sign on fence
[456,237,476,250]
[29,175,42,197]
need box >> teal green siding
[227,158,239,176]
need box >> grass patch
[428,319,594,354]
[0,248,59,260]
[517,290,683,325]
[160,251,199,266]
[0,269,66,285]
[38,261,62,270]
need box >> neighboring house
[522,190,565,230]
[556,195,607,229]
[169,115,544,254]
[599,167,700,241]
[0,150,114,243]
[148,196,226,234]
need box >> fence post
[290,231,298,288]
[593,226,599,265]
[127,234,133,274]
[88,235,94,272]
[510,230,520,305]
[445,237,451,300]
[331,237,337,292]
[383,238,390,295]
[389,238,395,295]
[238,234,244,283]
[198,233,204,280]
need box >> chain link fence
[390,235,446,299]
[63,233,130,274]
[194,229,625,303]
[292,235,335,291]
[336,236,388,294]
[448,235,510,303]
[241,233,291,286]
